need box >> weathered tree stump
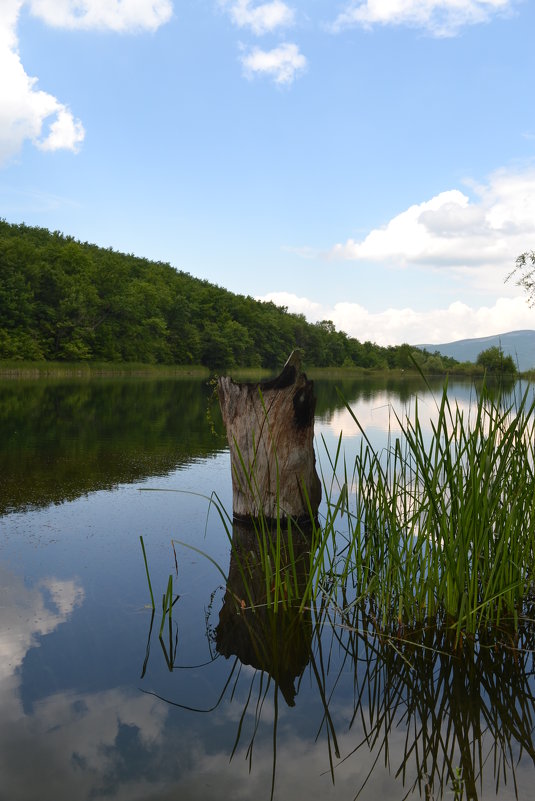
[217,351,321,522]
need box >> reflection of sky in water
[317,383,489,441]
[1,381,534,800]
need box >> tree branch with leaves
[507,251,535,306]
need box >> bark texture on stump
[217,351,321,522]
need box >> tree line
[0,220,504,373]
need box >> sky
[2,0,535,347]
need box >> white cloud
[331,0,514,36]
[327,295,535,346]
[262,169,535,345]
[223,0,295,35]
[241,42,307,84]
[330,168,535,293]
[0,1,85,166]
[28,0,173,32]
[258,291,535,347]
[35,107,85,152]
[0,0,173,167]
[259,291,322,316]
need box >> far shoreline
[0,360,524,381]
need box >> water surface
[0,375,533,801]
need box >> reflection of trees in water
[313,376,437,416]
[2,376,525,514]
[314,376,522,421]
[0,378,225,513]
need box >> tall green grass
[140,382,535,799]
[151,381,535,647]
[319,381,535,646]
[208,380,535,647]
[142,379,535,655]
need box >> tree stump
[217,351,321,522]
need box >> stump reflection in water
[215,518,314,707]
[142,528,535,801]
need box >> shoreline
[0,360,521,380]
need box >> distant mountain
[416,330,535,372]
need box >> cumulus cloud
[261,169,535,345]
[28,0,173,32]
[327,295,535,346]
[258,291,535,347]
[222,0,295,35]
[258,291,322,316]
[35,107,85,152]
[0,0,173,167]
[222,2,304,85]
[330,168,535,293]
[241,42,307,84]
[0,0,84,165]
[330,0,514,36]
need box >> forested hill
[0,220,456,371]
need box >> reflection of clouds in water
[0,565,84,681]
[0,562,168,801]
[172,730,410,800]
[1,560,533,800]
[175,712,534,801]
[40,576,85,617]
[317,390,478,440]
[316,391,492,450]
[219,685,279,726]
[1,688,169,801]
[0,561,417,801]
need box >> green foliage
[198,382,535,647]
[322,383,535,643]
[0,219,461,371]
[507,250,535,306]
[476,345,517,374]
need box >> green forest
[0,220,479,372]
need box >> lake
[0,375,533,801]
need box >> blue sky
[2,0,535,346]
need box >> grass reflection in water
[141,382,535,801]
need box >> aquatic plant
[322,381,535,646]
[144,380,535,652]
[140,381,535,799]
[139,535,179,672]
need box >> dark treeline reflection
[0,374,421,516]
[0,378,226,514]
[1,374,521,515]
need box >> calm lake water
[0,375,533,801]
